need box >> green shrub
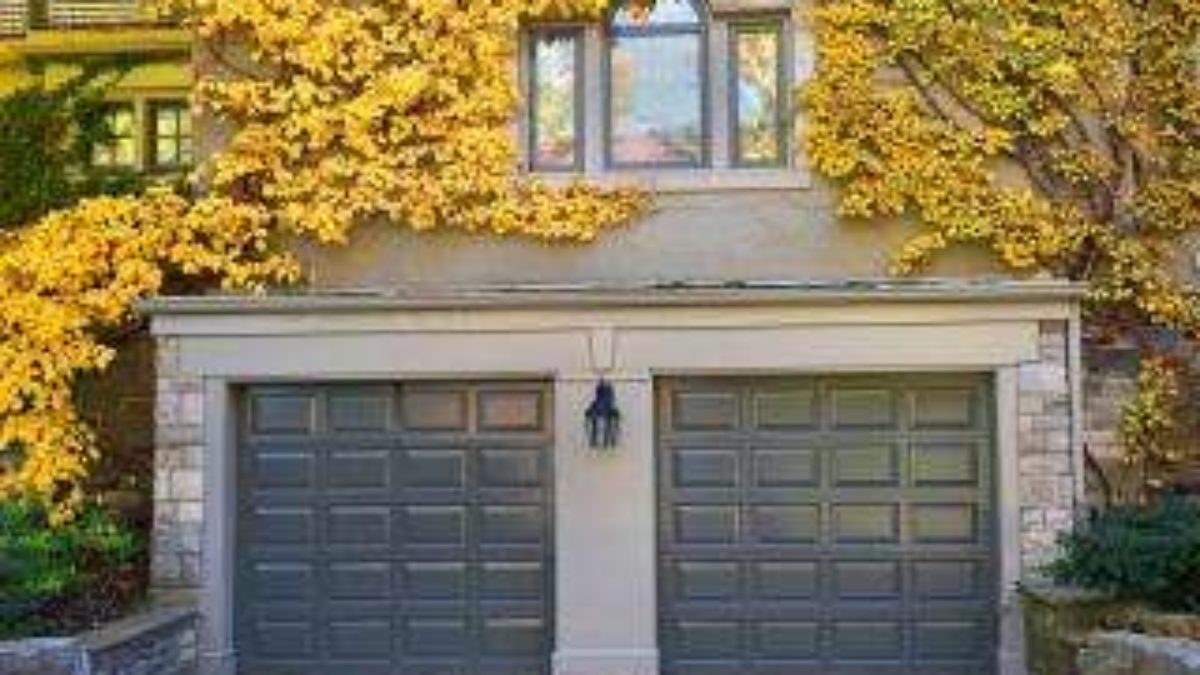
[0,500,142,638]
[1049,499,1200,612]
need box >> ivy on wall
[802,0,1200,500]
[2,0,1199,511]
[0,0,647,514]
[0,58,145,230]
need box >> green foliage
[0,58,144,230]
[0,499,142,638]
[1049,499,1200,612]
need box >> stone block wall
[0,607,197,675]
[152,337,204,593]
[84,607,198,675]
[1018,320,1079,577]
[1078,633,1200,675]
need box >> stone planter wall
[1023,585,1137,675]
[0,606,197,675]
[1078,632,1200,675]
[1024,585,1200,675]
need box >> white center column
[552,372,659,675]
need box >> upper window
[731,22,786,167]
[608,0,706,167]
[523,2,794,177]
[149,100,195,171]
[92,103,137,169]
[529,30,583,172]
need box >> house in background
[0,0,192,173]
[145,1,1085,674]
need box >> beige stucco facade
[147,283,1084,675]
[149,2,1103,672]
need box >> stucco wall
[294,185,1006,289]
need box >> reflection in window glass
[609,0,705,166]
[530,31,580,170]
[734,24,784,166]
[151,101,194,169]
[92,104,136,168]
[612,0,699,27]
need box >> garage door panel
[401,387,470,431]
[912,559,986,599]
[237,382,553,675]
[326,448,392,490]
[832,444,900,486]
[659,376,996,675]
[477,388,547,432]
[831,504,900,543]
[750,504,821,543]
[752,446,821,486]
[250,390,318,435]
[327,388,392,432]
[252,449,316,490]
[912,442,982,486]
[831,560,902,599]
[911,503,981,544]
[829,387,898,430]
[753,560,820,599]
[756,620,822,658]
[831,620,904,660]
[753,387,819,429]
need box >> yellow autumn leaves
[196,0,644,245]
[1,0,644,512]
[804,0,1200,487]
[0,191,294,510]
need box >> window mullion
[583,25,605,175]
[709,19,731,170]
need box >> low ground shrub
[0,500,142,638]
[1049,498,1200,613]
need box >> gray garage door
[658,375,996,675]
[236,382,553,675]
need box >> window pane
[734,26,783,166]
[156,139,179,166]
[111,108,134,136]
[115,138,136,167]
[531,32,579,170]
[156,109,179,136]
[152,101,193,169]
[613,0,699,28]
[93,104,136,168]
[611,33,702,165]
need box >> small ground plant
[1049,499,1200,613]
[0,500,142,638]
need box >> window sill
[530,167,812,193]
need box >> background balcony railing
[0,0,28,37]
[1,0,178,38]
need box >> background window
[609,0,706,167]
[92,104,136,168]
[529,30,582,171]
[150,101,194,170]
[732,22,785,167]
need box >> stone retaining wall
[1078,632,1200,675]
[0,606,197,675]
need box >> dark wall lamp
[585,379,621,449]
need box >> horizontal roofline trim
[142,279,1086,315]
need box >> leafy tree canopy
[803,0,1200,496]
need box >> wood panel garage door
[236,383,553,675]
[658,375,996,675]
